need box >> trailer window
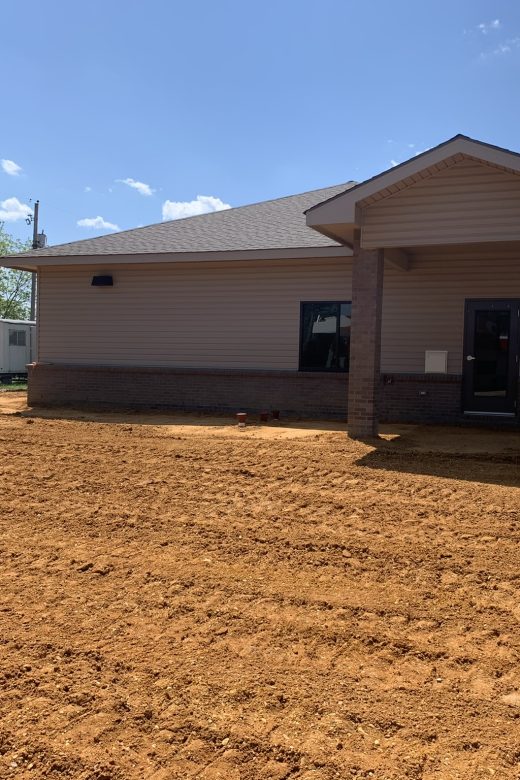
[9,330,27,347]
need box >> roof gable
[306,135,520,242]
[358,152,520,209]
[361,155,520,249]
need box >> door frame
[462,298,520,416]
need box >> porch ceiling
[384,239,520,273]
[406,240,520,259]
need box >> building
[2,134,520,436]
[0,318,36,381]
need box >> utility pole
[30,200,39,321]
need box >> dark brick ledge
[27,364,518,426]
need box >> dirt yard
[1,392,520,780]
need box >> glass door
[462,300,519,415]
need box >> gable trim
[306,135,520,230]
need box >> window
[299,302,351,372]
[9,330,27,347]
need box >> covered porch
[307,135,520,437]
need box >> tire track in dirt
[1,412,520,778]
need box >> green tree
[0,223,32,319]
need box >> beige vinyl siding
[37,251,520,378]
[381,250,520,374]
[38,258,352,370]
[362,158,520,248]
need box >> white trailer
[0,319,36,383]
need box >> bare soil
[1,392,520,779]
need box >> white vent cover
[425,350,448,374]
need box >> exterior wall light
[91,275,113,286]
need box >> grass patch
[0,382,27,392]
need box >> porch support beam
[384,247,410,271]
[348,237,384,438]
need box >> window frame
[298,300,352,373]
[9,329,27,347]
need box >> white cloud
[390,159,399,168]
[498,37,520,54]
[77,216,119,231]
[162,194,231,221]
[0,196,32,222]
[84,186,92,192]
[480,37,520,58]
[478,19,501,34]
[1,159,22,176]
[116,177,154,196]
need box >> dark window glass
[9,330,26,347]
[473,310,510,397]
[300,302,351,371]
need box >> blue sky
[2,0,519,246]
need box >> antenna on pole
[32,200,39,250]
[26,200,47,321]
[29,200,39,321]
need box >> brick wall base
[380,373,464,424]
[380,374,520,427]
[27,363,350,419]
[27,363,520,426]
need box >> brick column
[347,243,384,438]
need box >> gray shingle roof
[8,182,355,259]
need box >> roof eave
[0,244,352,270]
